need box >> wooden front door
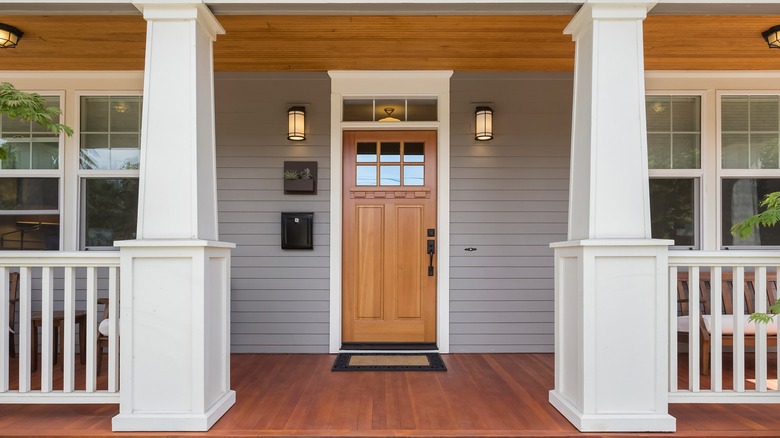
[343,131,437,343]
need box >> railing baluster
[0,268,8,393]
[85,267,97,393]
[18,267,31,393]
[63,267,75,393]
[690,267,700,391]
[0,254,120,404]
[41,267,53,393]
[108,267,119,393]
[711,267,723,392]
[669,266,678,393]
[734,267,745,393]
[756,266,768,392]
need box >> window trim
[646,90,707,249]
[0,91,66,251]
[716,90,780,249]
[75,91,142,251]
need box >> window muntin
[0,96,61,170]
[721,178,780,247]
[79,96,142,170]
[83,178,138,248]
[646,95,701,169]
[721,95,780,170]
[649,178,698,248]
[354,141,426,187]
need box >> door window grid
[355,141,425,187]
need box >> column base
[551,390,676,432]
[112,390,235,432]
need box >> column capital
[133,1,225,40]
[565,1,656,37]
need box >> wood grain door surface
[342,131,437,343]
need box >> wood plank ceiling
[1,14,780,71]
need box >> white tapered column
[549,1,676,432]
[113,2,235,432]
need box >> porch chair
[96,297,111,376]
[8,272,19,357]
[677,272,778,375]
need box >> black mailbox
[281,212,313,249]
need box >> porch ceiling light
[475,106,494,141]
[762,25,780,49]
[0,23,23,49]
[287,106,305,141]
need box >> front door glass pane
[404,142,425,162]
[380,142,401,162]
[356,166,377,186]
[357,142,377,162]
[404,165,424,186]
[379,166,401,186]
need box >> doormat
[332,353,447,372]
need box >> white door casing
[329,71,453,353]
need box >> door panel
[343,131,437,343]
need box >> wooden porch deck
[2,353,780,437]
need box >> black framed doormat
[332,353,447,372]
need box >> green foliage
[0,82,73,137]
[731,192,780,324]
[300,168,312,180]
[0,82,74,162]
[730,191,780,239]
[749,301,780,324]
[283,169,300,180]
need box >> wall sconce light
[0,23,23,49]
[762,25,780,49]
[475,106,494,141]
[287,106,306,141]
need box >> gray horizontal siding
[449,72,572,353]
[216,72,331,353]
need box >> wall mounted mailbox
[281,212,314,249]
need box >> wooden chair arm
[97,298,109,305]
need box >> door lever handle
[427,239,435,276]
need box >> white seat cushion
[677,314,778,335]
[98,318,119,337]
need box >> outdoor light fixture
[0,23,23,48]
[475,106,494,141]
[762,25,780,48]
[287,106,305,141]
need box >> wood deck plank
[2,353,780,436]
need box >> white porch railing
[669,252,780,403]
[0,252,119,404]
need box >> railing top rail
[669,251,780,267]
[0,251,120,267]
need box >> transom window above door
[354,141,425,186]
[343,98,438,122]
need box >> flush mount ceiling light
[762,25,780,48]
[0,23,23,48]
[475,106,494,141]
[287,106,305,141]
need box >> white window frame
[0,90,66,251]
[75,91,142,251]
[646,72,780,251]
[0,71,145,252]
[716,90,780,250]
[646,90,707,250]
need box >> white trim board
[328,71,453,353]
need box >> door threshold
[340,342,438,351]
